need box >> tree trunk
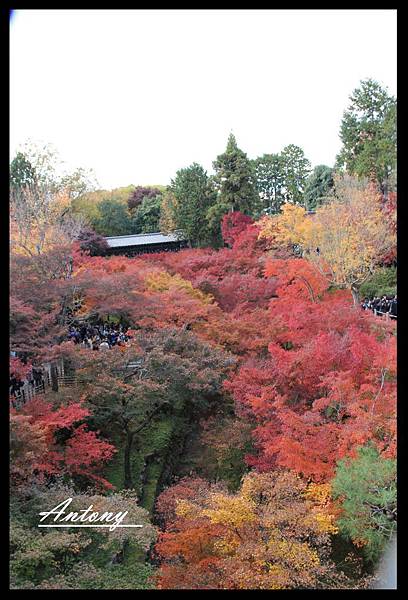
[381,178,389,202]
[124,430,135,489]
[297,275,316,303]
[351,285,360,308]
[50,363,59,392]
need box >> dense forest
[10,79,396,589]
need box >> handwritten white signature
[38,497,143,532]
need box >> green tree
[60,329,233,489]
[72,186,134,226]
[336,79,396,197]
[253,153,285,214]
[280,144,311,206]
[131,194,162,234]
[93,198,133,237]
[206,200,231,248]
[10,486,156,589]
[303,165,334,211]
[10,152,37,192]
[170,163,217,247]
[332,445,396,564]
[213,133,259,216]
[359,266,397,299]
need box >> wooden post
[50,363,59,392]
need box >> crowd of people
[67,322,133,350]
[10,322,134,399]
[361,295,397,319]
[12,293,396,400]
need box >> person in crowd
[9,376,24,397]
[99,339,110,350]
[9,376,18,396]
[360,294,397,319]
[382,296,388,313]
[32,366,45,391]
[92,335,100,350]
[389,295,397,318]
[379,296,388,315]
[67,326,80,344]
[17,351,29,364]
[118,333,129,347]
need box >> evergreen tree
[213,133,259,216]
[332,445,396,564]
[336,79,396,197]
[131,194,162,234]
[170,163,217,247]
[280,144,311,206]
[253,153,285,214]
[206,199,231,248]
[10,152,37,192]
[303,165,334,210]
[93,198,133,237]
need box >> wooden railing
[11,357,143,408]
[11,358,78,408]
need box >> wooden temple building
[104,231,188,256]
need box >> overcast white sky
[10,9,397,190]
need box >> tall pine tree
[213,133,259,216]
[280,144,311,206]
[303,165,334,211]
[335,79,396,198]
[253,153,285,214]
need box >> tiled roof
[105,232,185,248]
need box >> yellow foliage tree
[258,203,312,248]
[158,470,348,589]
[144,271,214,304]
[257,176,395,305]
